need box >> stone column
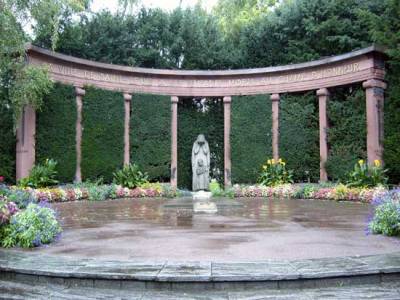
[271,94,280,161]
[74,86,85,183]
[223,96,232,188]
[123,93,132,166]
[16,105,36,180]
[317,88,330,182]
[363,79,387,165]
[170,96,179,188]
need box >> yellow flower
[282,162,286,166]
[278,158,283,163]
[263,165,267,170]
[271,159,275,164]
[267,159,272,165]
[358,159,364,166]
[374,159,381,167]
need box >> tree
[0,0,88,124]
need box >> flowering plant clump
[233,183,387,203]
[0,202,62,248]
[368,189,400,237]
[258,158,293,187]
[347,159,388,188]
[0,201,19,225]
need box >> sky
[91,0,219,13]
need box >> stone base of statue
[193,200,217,214]
[192,190,212,200]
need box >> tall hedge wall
[81,87,124,182]
[231,95,272,184]
[2,83,390,186]
[36,84,76,182]
[131,93,170,182]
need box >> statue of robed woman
[191,134,210,191]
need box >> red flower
[0,176,4,182]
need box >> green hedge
[5,82,396,187]
[231,95,272,184]
[36,84,76,183]
[325,87,366,181]
[81,87,124,182]
[280,93,320,182]
[131,93,170,182]
[0,99,15,183]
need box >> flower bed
[15,183,176,203]
[231,183,387,203]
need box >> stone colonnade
[16,45,387,187]
[17,80,385,186]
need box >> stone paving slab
[157,262,212,281]
[212,261,299,281]
[1,249,400,283]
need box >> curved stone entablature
[26,44,386,96]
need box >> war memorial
[1,1,400,298]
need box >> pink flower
[0,176,4,182]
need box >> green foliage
[0,100,15,182]
[0,203,62,248]
[131,94,171,182]
[9,66,54,124]
[347,159,388,188]
[178,98,224,189]
[280,93,319,182]
[0,0,87,124]
[258,158,293,187]
[87,185,113,201]
[81,87,124,182]
[325,88,367,181]
[36,84,76,182]
[209,179,224,197]
[18,159,58,188]
[369,190,400,237]
[113,163,148,189]
[231,95,271,184]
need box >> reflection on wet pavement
[21,197,400,261]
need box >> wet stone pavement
[15,197,400,261]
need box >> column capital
[223,96,232,103]
[123,92,132,101]
[316,88,330,97]
[362,79,387,90]
[271,93,280,102]
[75,86,86,96]
[171,96,179,103]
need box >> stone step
[1,279,400,300]
[1,250,400,292]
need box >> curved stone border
[1,250,400,291]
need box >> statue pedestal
[192,190,216,213]
[192,190,212,200]
[193,201,217,214]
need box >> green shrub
[87,185,112,201]
[113,163,148,189]
[258,158,293,187]
[18,159,58,188]
[210,179,224,197]
[0,203,62,248]
[347,159,388,188]
[369,190,400,237]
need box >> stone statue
[192,134,210,191]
